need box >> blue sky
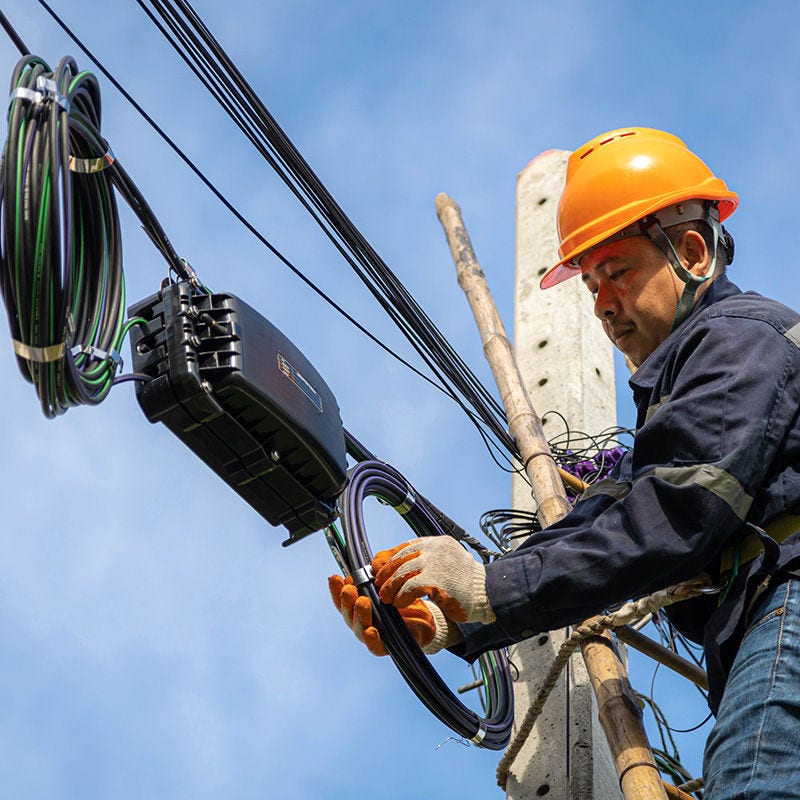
[1,2,799,798]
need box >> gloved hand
[328,573,460,656]
[372,536,496,624]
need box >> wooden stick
[662,782,698,800]
[436,192,667,800]
[615,626,708,690]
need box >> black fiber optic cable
[0,11,29,57]
[332,459,514,750]
[135,0,520,468]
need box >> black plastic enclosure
[128,282,347,544]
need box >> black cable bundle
[134,0,519,466]
[0,55,125,416]
[0,53,189,418]
[332,459,514,750]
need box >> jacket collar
[629,274,742,393]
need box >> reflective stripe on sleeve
[784,322,800,349]
[652,464,753,520]
[579,477,631,502]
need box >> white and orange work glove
[372,536,496,624]
[328,574,460,656]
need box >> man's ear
[679,229,712,277]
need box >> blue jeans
[703,576,800,798]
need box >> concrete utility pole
[508,150,621,800]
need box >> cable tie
[350,565,374,587]
[470,725,486,746]
[8,87,42,106]
[12,339,64,363]
[35,76,70,113]
[394,488,416,515]
[71,344,122,369]
[180,258,202,289]
[69,147,115,174]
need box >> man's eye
[609,270,624,281]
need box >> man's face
[579,236,689,367]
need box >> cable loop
[329,458,514,750]
[1,53,189,417]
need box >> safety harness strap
[719,513,800,575]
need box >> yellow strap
[719,513,800,575]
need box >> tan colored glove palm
[328,574,459,656]
[372,536,496,624]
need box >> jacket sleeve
[457,310,800,661]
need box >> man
[330,128,800,798]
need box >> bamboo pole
[435,193,667,800]
[434,195,572,528]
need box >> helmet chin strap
[642,203,723,332]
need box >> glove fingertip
[328,574,345,608]
[353,595,373,629]
[339,582,360,620]
[363,627,388,657]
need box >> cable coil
[333,459,514,750]
[0,53,189,418]
[0,55,127,416]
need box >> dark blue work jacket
[457,274,800,713]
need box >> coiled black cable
[0,53,189,417]
[333,458,514,750]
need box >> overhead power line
[133,0,519,466]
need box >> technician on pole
[330,127,800,799]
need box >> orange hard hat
[540,127,739,289]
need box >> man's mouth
[610,326,635,347]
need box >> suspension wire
[29,0,517,471]
[0,10,29,57]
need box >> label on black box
[277,353,323,414]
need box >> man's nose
[593,283,618,320]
